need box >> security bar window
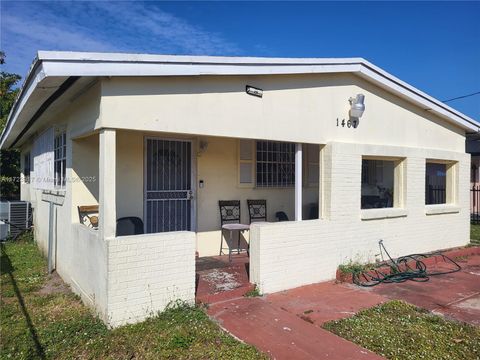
[54,131,66,188]
[256,141,295,187]
[425,162,447,205]
[361,159,395,209]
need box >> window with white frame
[238,140,320,189]
[256,141,295,187]
[32,127,67,191]
[54,131,67,188]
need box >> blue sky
[1,1,479,120]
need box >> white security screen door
[145,139,193,233]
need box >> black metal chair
[116,217,144,236]
[219,200,249,261]
[247,199,267,223]
[275,211,289,222]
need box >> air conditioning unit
[0,201,32,241]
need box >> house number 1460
[336,118,358,128]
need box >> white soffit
[1,51,479,148]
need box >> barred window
[256,141,295,187]
[425,162,446,205]
[54,131,66,188]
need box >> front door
[145,138,193,233]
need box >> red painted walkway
[367,249,480,326]
[208,295,384,360]
[197,248,480,359]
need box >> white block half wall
[106,231,196,327]
[250,142,470,294]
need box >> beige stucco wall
[99,73,465,152]
[19,83,103,316]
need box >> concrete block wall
[68,224,108,321]
[106,231,196,327]
[250,141,470,294]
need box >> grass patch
[338,260,376,275]
[244,286,261,298]
[323,300,480,360]
[470,223,480,245]
[1,237,266,359]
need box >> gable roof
[1,51,479,148]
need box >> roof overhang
[1,51,479,149]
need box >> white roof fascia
[37,51,366,65]
[2,51,479,149]
[41,61,361,77]
[357,66,478,131]
[0,63,47,149]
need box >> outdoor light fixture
[349,94,365,118]
[246,85,263,98]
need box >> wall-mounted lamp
[349,94,365,118]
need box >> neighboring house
[467,134,480,186]
[0,51,478,327]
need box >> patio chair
[78,205,99,228]
[219,200,249,261]
[116,217,144,236]
[247,199,267,223]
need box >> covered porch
[72,128,322,256]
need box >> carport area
[206,247,480,359]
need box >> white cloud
[1,1,240,76]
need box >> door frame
[143,136,197,233]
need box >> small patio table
[222,223,250,262]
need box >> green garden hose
[353,240,462,287]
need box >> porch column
[99,129,116,239]
[295,143,302,221]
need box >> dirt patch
[203,269,241,293]
[37,271,70,295]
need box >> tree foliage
[1,51,21,200]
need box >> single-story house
[1,51,478,327]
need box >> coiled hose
[353,240,462,287]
